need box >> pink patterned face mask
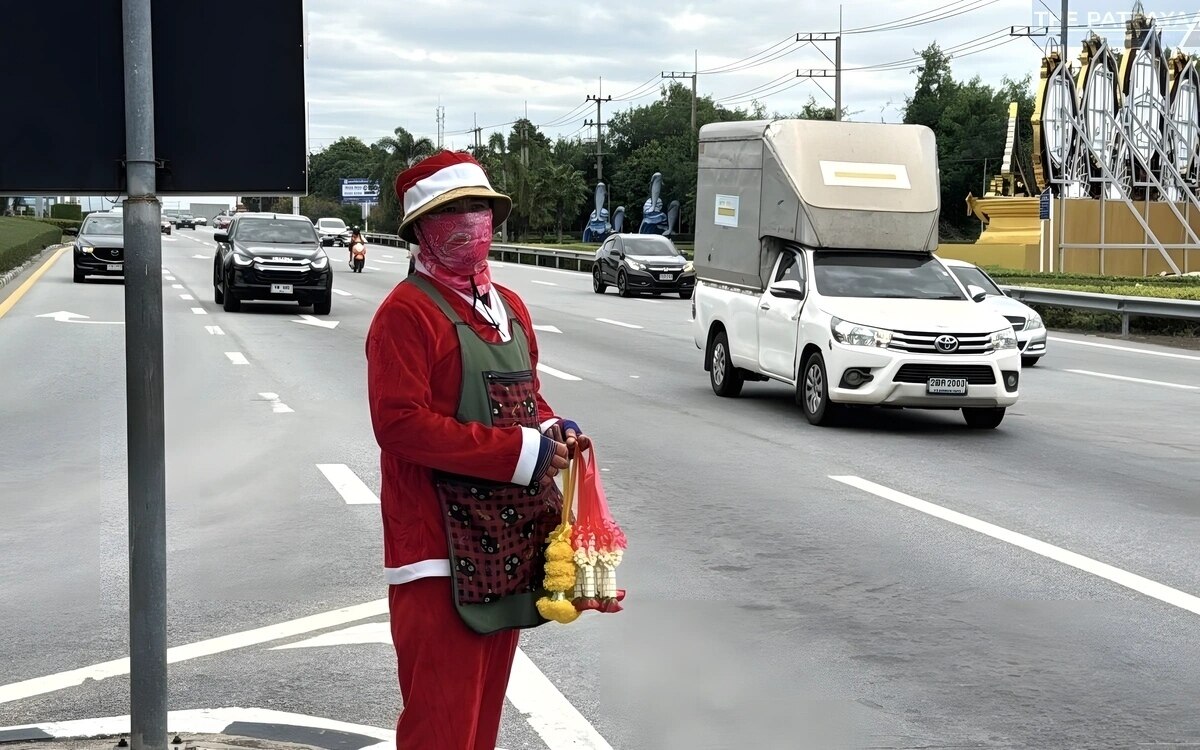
[415,209,493,294]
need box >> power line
[842,0,1000,35]
[704,41,808,74]
[720,77,813,107]
[610,74,662,100]
[716,71,798,102]
[699,34,798,74]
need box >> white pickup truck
[691,120,1021,429]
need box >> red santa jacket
[365,274,559,583]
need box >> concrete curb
[0,245,64,291]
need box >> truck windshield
[235,219,318,244]
[814,252,964,300]
[621,238,679,257]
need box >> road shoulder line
[0,246,70,320]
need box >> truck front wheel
[798,352,840,426]
[963,407,1005,429]
[709,331,744,397]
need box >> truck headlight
[991,329,1018,350]
[232,253,254,267]
[310,255,329,269]
[683,260,695,273]
[831,317,893,348]
[1024,313,1044,331]
[80,245,94,254]
[625,258,646,271]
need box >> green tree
[537,162,588,242]
[307,137,378,201]
[370,127,436,231]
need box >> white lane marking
[162,236,177,242]
[271,622,391,650]
[1065,369,1199,391]
[191,307,207,315]
[531,280,557,287]
[161,269,170,275]
[383,254,394,259]
[258,392,295,414]
[374,259,406,265]
[204,326,224,336]
[596,317,644,330]
[1049,336,1200,362]
[537,363,582,382]
[180,293,195,301]
[292,314,339,329]
[0,600,388,704]
[832,475,1200,618]
[165,276,177,282]
[366,265,381,270]
[494,265,585,278]
[635,298,663,305]
[333,289,352,297]
[36,312,123,325]
[192,254,208,259]
[0,709,396,746]
[225,352,249,365]
[171,283,184,289]
[316,464,380,505]
[508,649,615,749]
[533,324,562,334]
[630,375,640,379]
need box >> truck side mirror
[214,232,230,243]
[769,280,805,300]
[967,284,988,302]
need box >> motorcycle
[349,241,366,273]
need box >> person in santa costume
[366,150,589,750]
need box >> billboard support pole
[122,1,168,749]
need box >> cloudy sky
[301,0,1074,153]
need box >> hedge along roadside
[0,217,64,276]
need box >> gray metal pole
[1061,0,1069,49]
[834,35,842,121]
[122,0,167,749]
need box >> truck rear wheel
[798,352,840,426]
[709,331,743,397]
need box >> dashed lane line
[333,289,353,297]
[531,280,557,287]
[832,475,1200,618]
[258,392,295,414]
[180,293,195,301]
[225,352,249,365]
[537,363,582,382]
[191,307,208,315]
[596,317,644,330]
[316,464,380,505]
[1066,369,1198,391]
[204,326,225,336]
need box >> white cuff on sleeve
[540,418,561,434]
[511,426,542,486]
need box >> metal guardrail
[1002,285,1200,335]
[363,234,595,271]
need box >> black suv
[176,212,197,229]
[213,213,333,314]
[66,212,125,283]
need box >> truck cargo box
[695,119,940,290]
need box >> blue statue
[638,172,669,235]
[663,200,681,236]
[612,206,626,233]
[582,182,612,242]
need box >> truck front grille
[893,365,996,385]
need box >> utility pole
[797,32,843,120]
[121,1,167,750]
[585,78,612,181]
[436,104,445,149]
[1061,0,1069,50]
[662,52,699,153]
[472,112,482,155]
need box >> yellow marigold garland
[536,457,580,624]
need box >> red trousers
[389,578,520,750]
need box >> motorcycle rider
[349,226,367,272]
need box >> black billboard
[0,1,307,196]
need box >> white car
[315,217,351,247]
[940,258,1047,367]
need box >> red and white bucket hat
[394,150,512,244]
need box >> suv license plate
[927,377,968,395]
[658,273,673,281]
[271,283,293,294]
[107,264,122,271]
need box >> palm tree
[371,127,436,228]
[537,163,588,243]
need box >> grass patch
[0,217,63,276]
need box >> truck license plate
[927,377,968,395]
[658,273,673,281]
[107,264,122,271]
[271,283,293,294]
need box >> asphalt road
[2,227,1199,749]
